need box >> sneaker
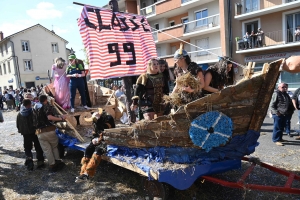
[70,108,75,113]
[84,105,90,109]
[275,142,284,146]
[288,134,293,138]
[75,174,89,183]
[26,159,34,171]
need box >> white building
[0,24,68,92]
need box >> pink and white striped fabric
[78,6,157,80]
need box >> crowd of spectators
[0,84,44,111]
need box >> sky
[0,0,110,60]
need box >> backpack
[33,104,49,129]
[8,94,14,100]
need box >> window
[196,38,209,56]
[169,21,175,26]
[5,43,8,53]
[0,46,3,56]
[21,41,30,52]
[171,46,177,54]
[8,61,11,74]
[245,21,258,34]
[52,43,59,53]
[182,17,189,33]
[286,12,300,43]
[0,65,2,75]
[245,0,259,13]
[3,63,6,74]
[195,9,208,27]
[156,47,161,57]
[24,60,33,71]
[141,1,146,8]
[155,23,159,30]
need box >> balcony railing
[140,4,156,16]
[235,0,298,15]
[183,14,220,34]
[181,0,195,4]
[140,0,166,16]
[160,47,221,64]
[236,28,300,51]
[152,31,158,41]
[190,47,221,63]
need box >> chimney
[0,31,3,41]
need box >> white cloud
[27,2,62,20]
[0,20,36,37]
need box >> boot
[36,160,45,169]
[80,157,90,175]
[25,158,34,171]
[85,154,101,177]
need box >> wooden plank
[54,104,85,142]
[101,156,158,180]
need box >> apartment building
[138,0,231,72]
[0,24,68,92]
[231,0,300,88]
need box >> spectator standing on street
[34,95,66,172]
[291,87,300,140]
[269,83,295,146]
[16,99,45,170]
[0,93,3,110]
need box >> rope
[147,23,247,69]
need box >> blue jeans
[69,78,86,108]
[272,114,286,142]
[285,114,292,135]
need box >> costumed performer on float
[131,58,169,120]
[170,43,204,105]
[202,56,234,95]
[51,57,70,109]
[66,54,90,113]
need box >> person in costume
[75,108,115,182]
[131,58,169,120]
[66,54,90,113]
[158,59,175,94]
[172,44,204,104]
[52,57,70,109]
[202,56,234,95]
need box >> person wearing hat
[75,108,115,182]
[52,57,70,109]
[66,54,89,112]
[172,44,204,104]
[203,57,234,95]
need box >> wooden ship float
[102,59,283,149]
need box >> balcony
[183,14,220,36]
[235,0,300,20]
[140,0,167,17]
[160,47,221,67]
[236,28,300,53]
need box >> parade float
[43,2,299,198]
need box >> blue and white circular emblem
[189,111,233,152]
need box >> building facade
[0,24,68,92]
[231,0,300,89]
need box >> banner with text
[78,6,157,80]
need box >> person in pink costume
[51,57,70,109]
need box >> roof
[0,24,68,44]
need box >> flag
[78,6,157,80]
